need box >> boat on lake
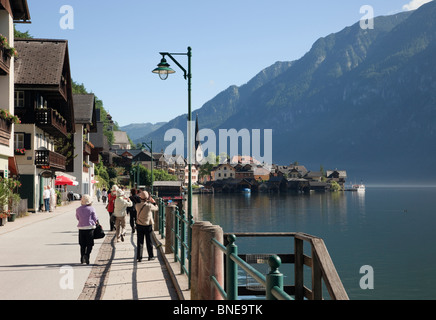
[346,183,365,192]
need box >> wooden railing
[83,141,92,155]
[34,108,67,137]
[0,46,11,75]
[226,232,349,300]
[35,150,66,171]
[153,199,348,300]
[0,116,11,146]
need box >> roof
[113,131,130,144]
[1,0,31,22]
[73,94,95,124]
[14,39,68,86]
[153,181,183,187]
[326,170,347,178]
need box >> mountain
[120,122,166,142]
[144,60,294,148]
[146,2,436,184]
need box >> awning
[55,175,76,186]
[8,157,19,176]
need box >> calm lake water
[192,186,436,300]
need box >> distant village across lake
[110,131,348,194]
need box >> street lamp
[152,46,193,285]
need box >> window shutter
[24,134,31,150]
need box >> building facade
[14,38,75,211]
[0,1,30,181]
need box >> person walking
[75,194,99,265]
[49,186,56,212]
[101,188,108,204]
[43,186,50,212]
[106,185,117,231]
[113,188,132,242]
[127,188,141,234]
[135,190,158,262]
[96,188,101,202]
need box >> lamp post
[142,141,153,195]
[153,47,193,286]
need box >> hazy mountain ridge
[120,122,166,142]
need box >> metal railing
[153,198,348,300]
[215,232,349,300]
[211,234,293,300]
[170,206,192,279]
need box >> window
[14,133,24,149]
[14,91,25,108]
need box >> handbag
[93,222,105,239]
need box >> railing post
[160,198,165,237]
[294,236,304,300]
[165,204,176,254]
[191,221,212,300]
[180,211,186,274]
[174,207,179,262]
[266,255,283,300]
[311,245,323,300]
[226,234,238,300]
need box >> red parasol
[55,175,76,186]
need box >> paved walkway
[0,198,190,300]
[79,223,190,300]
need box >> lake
[191,186,436,300]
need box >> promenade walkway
[0,197,190,300]
[79,222,191,300]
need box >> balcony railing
[0,117,11,146]
[0,46,11,76]
[35,150,66,171]
[83,141,92,155]
[35,108,68,137]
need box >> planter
[7,213,16,222]
[0,217,6,226]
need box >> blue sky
[15,0,432,126]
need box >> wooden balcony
[83,141,92,155]
[35,108,68,137]
[0,117,11,146]
[35,150,66,171]
[0,46,11,76]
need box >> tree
[330,180,341,192]
[14,25,32,39]
[199,152,219,180]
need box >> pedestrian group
[75,184,158,265]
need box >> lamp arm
[160,52,188,80]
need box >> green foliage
[71,80,116,145]
[131,164,177,187]
[0,178,21,216]
[14,25,32,39]
[199,152,219,179]
[330,181,341,192]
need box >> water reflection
[192,191,351,234]
[186,187,436,299]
